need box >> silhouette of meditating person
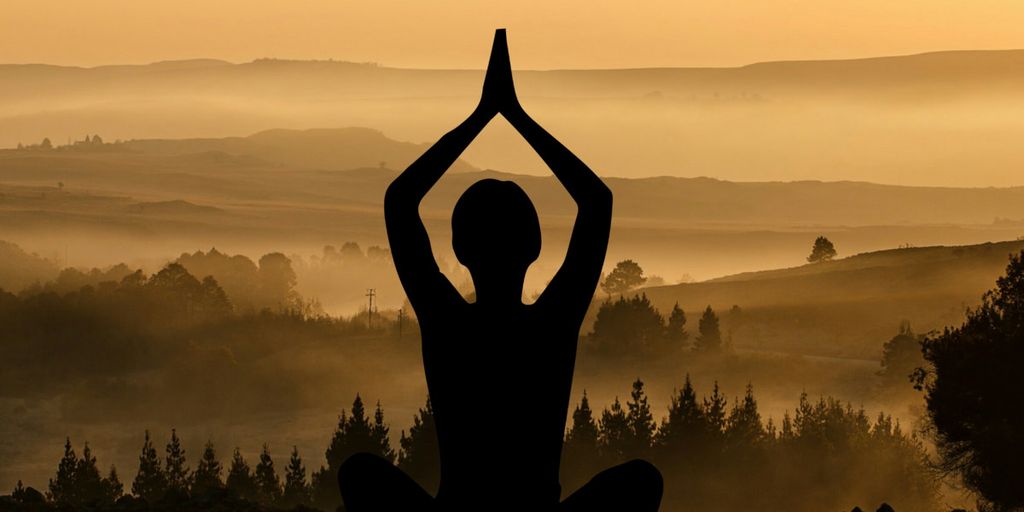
[339,29,663,512]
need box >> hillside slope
[639,240,1024,359]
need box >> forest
[0,237,1021,512]
[3,380,935,512]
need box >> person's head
[452,179,541,287]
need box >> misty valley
[1,125,1023,512]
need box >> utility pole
[397,308,404,339]
[365,288,376,329]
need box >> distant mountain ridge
[118,127,476,173]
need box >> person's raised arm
[486,32,613,311]
[384,107,493,308]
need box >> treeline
[587,293,738,355]
[2,380,936,512]
[0,259,406,403]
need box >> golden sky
[3,0,1024,68]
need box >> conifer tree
[666,303,688,344]
[102,466,124,503]
[253,444,281,505]
[75,443,105,504]
[598,397,629,463]
[656,375,705,451]
[562,391,601,490]
[372,401,396,463]
[703,381,728,441]
[626,379,656,459]
[191,441,223,496]
[281,446,310,507]
[132,430,167,503]
[164,429,190,494]
[398,397,440,494]
[695,305,722,351]
[225,448,257,501]
[726,383,765,446]
[48,437,78,504]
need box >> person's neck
[472,273,526,307]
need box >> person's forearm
[388,109,493,204]
[504,108,610,204]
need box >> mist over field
[4,50,1024,512]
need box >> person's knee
[621,459,663,497]
[338,452,387,491]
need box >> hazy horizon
[6,1,1024,69]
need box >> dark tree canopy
[695,305,723,352]
[191,441,223,497]
[225,448,257,502]
[916,251,1024,510]
[807,236,837,263]
[601,259,647,296]
[880,321,924,383]
[398,397,440,494]
[131,431,166,503]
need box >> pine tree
[598,397,629,463]
[725,383,765,446]
[695,306,722,351]
[372,401,396,463]
[281,446,310,507]
[703,381,728,441]
[253,444,281,505]
[656,375,705,451]
[398,397,440,495]
[75,443,105,505]
[225,448,257,501]
[666,303,688,344]
[626,379,656,459]
[132,430,167,503]
[48,437,78,504]
[102,466,124,503]
[191,441,223,497]
[562,391,601,491]
[164,429,190,494]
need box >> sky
[2,0,1024,68]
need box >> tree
[372,401,397,463]
[590,294,665,354]
[656,375,705,452]
[598,397,629,462]
[562,391,600,490]
[702,381,728,442]
[281,446,311,507]
[102,466,124,504]
[253,444,282,505]
[807,236,837,263]
[48,437,78,504]
[880,321,924,382]
[915,251,1024,510]
[225,448,257,501]
[74,443,106,505]
[601,259,647,296]
[257,252,299,310]
[164,429,190,494]
[695,306,722,352]
[626,379,656,460]
[191,441,223,497]
[725,384,764,446]
[40,137,52,149]
[666,303,688,344]
[132,431,167,503]
[398,397,440,494]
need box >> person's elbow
[591,182,613,212]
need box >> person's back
[338,30,663,512]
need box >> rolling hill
[5,51,1024,185]
[639,239,1024,359]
